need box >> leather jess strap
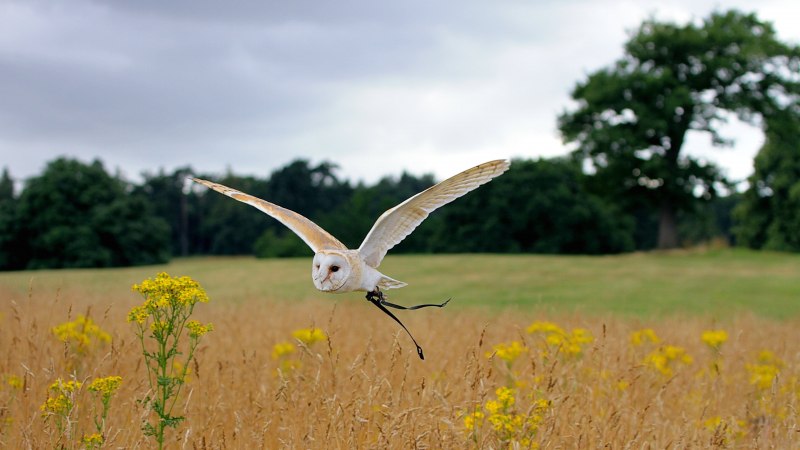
[365,290,451,360]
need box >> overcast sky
[1,0,798,188]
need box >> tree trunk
[657,202,679,249]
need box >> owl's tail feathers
[378,276,407,290]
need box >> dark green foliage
[431,158,634,254]
[192,160,353,256]
[253,229,309,258]
[734,115,800,251]
[13,158,169,269]
[559,10,800,249]
[135,167,197,257]
[194,175,271,255]
[319,172,437,251]
[0,168,22,270]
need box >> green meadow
[2,248,798,319]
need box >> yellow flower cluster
[271,341,301,373]
[88,376,122,397]
[50,378,82,393]
[463,408,485,432]
[186,320,214,338]
[464,386,549,446]
[271,327,327,376]
[291,327,327,345]
[644,345,693,376]
[630,328,661,346]
[526,321,594,356]
[41,394,72,416]
[129,272,209,322]
[82,433,104,446]
[272,341,296,360]
[6,374,23,390]
[40,379,82,416]
[51,315,111,352]
[703,416,747,443]
[525,321,564,335]
[701,329,728,350]
[486,341,527,364]
[746,350,784,390]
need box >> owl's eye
[330,265,340,273]
[315,263,320,269]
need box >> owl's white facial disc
[312,252,351,292]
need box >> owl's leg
[365,289,384,303]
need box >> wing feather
[191,178,347,253]
[358,159,510,267]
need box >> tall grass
[1,262,798,448]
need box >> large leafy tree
[734,114,800,251]
[559,10,800,249]
[15,158,170,268]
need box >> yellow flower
[186,320,214,338]
[50,378,82,393]
[88,376,122,397]
[528,322,593,356]
[126,305,149,324]
[52,315,111,352]
[643,345,692,376]
[495,386,515,408]
[40,395,72,416]
[6,375,23,390]
[570,328,594,345]
[703,416,723,431]
[756,350,784,367]
[747,363,780,390]
[41,378,81,417]
[131,272,209,311]
[630,328,660,346]
[272,341,296,360]
[486,341,527,363]
[463,408,485,432]
[526,321,566,336]
[701,330,728,349]
[292,327,327,345]
[278,359,302,373]
[485,399,501,415]
[82,433,104,446]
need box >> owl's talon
[365,289,384,303]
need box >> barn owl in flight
[192,159,510,359]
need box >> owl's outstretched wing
[191,178,347,253]
[358,159,510,268]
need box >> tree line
[0,157,633,269]
[0,9,797,270]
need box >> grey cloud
[0,0,794,185]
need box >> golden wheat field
[1,253,799,449]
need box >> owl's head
[312,251,352,292]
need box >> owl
[192,159,510,359]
